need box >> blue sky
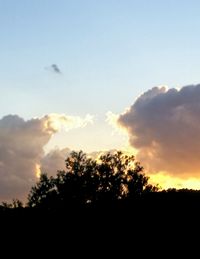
[1,0,200,151]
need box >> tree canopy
[27,151,158,209]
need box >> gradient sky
[1,1,200,198]
[1,0,200,152]
[1,0,200,115]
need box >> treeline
[2,151,200,213]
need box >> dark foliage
[27,151,157,209]
[3,150,200,221]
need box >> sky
[1,0,200,201]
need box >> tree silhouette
[27,151,158,209]
[28,173,57,209]
[55,151,99,207]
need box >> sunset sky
[1,0,200,201]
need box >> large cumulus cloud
[118,84,200,177]
[0,113,92,201]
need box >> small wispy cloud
[45,64,62,74]
[51,64,61,74]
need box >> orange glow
[35,164,41,179]
[149,172,200,190]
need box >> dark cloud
[118,84,200,177]
[51,64,61,74]
[45,64,62,74]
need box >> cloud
[41,148,71,177]
[42,113,93,132]
[51,64,61,74]
[118,84,200,178]
[106,111,126,135]
[45,64,62,74]
[0,113,93,201]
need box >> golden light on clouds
[43,113,93,134]
[35,164,41,179]
[107,100,200,190]
[117,84,200,180]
